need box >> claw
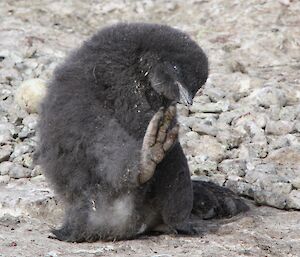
[139,105,179,184]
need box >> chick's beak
[176,81,193,106]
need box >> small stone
[176,104,189,117]
[18,126,32,139]
[279,106,299,121]
[0,129,12,144]
[22,114,39,130]
[254,190,288,209]
[228,59,247,73]
[0,145,13,162]
[0,175,10,184]
[190,101,231,113]
[191,159,218,176]
[267,135,290,151]
[218,159,247,177]
[216,129,243,149]
[8,163,32,178]
[204,87,225,102]
[14,153,33,168]
[192,123,218,136]
[210,174,226,186]
[10,143,34,159]
[263,182,292,195]
[31,165,43,177]
[0,161,14,175]
[247,86,287,108]
[265,120,295,135]
[292,177,300,189]
[183,135,226,162]
[239,142,268,159]
[267,147,300,167]
[287,190,300,209]
[225,180,256,198]
[15,78,47,113]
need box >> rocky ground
[0,0,300,256]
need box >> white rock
[265,120,295,135]
[192,123,218,136]
[190,100,231,113]
[291,177,300,189]
[8,164,32,178]
[0,145,13,162]
[287,190,300,209]
[0,161,14,175]
[15,78,47,113]
[247,86,287,108]
[0,129,11,144]
[218,159,246,177]
[183,135,226,162]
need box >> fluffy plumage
[36,23,247,242]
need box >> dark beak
[176,81,193,106]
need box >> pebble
[0,161,14,175]
[192,123,218,136]
[0,145,13,162]
[265,120,295,135]
[10,143,34,159]
[0,175,10,184]
[183,135,226,162]
[15,78,47,113]
[190,101,231,113]
[0,129,12,144]
[247,86,287,108]
[218,159,246,177]
[8,163,32,179]
[291,177,300,189]
[287,190,300,209]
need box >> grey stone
[0,122,16,136]
[22,114,38,130]
[217,129,243,149]
[0,161,14,175]
[267,135,290,151]
[247,86,287,108]
[15,78,47,114]
[176,104,189,117]
[254,190,288,209]
[189,100,231,113]
[190,159,218,176]
[204,87,225,102]
[265,120,295,135]
[14,153,33,168]
[239,142,268,159]
[183,135,226,162]
[0,145,13,162]
[0,129,12,144]
[225,180,256,198]
[10,143,34,159]
[192,123,218,136]
[218,159,246,177]
[0,175,10,184]
[263,182,292,195]
[31,165,43,177]
[267,147,300,167]
[287,190,300,209]
[279,106,299,121]
[8,164,32,178]
[18,126,32,139]
[291,177,300,189]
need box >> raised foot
[138,105,179,184]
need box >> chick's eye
[173,65,178,71]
